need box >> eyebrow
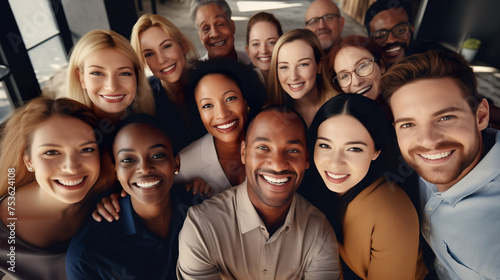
[317,137,368,146]
[199,90,237,103]
[86,65,134,71]
[116,143,168,155]
[337,57,373,73]
[142,39,172,53]
[37,141,98,149]
[252,137,305,146]
[394,106,465,125]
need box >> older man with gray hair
[190,0,251,64]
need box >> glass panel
[8,0,60,49]
[28,36,68,85]
[0,82,14,123]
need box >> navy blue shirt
[66,186,193,280]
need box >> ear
[245,45,250,56]
[305,149,310,170]
[240,140,246,165]
[338,16,345,33]
[372,149,381,161]
[23,153,32,171]
[174,154,181,173]
[476,98,490,130]
[379,60,387,75]
[77,68,86,89]
[230,19,236,35]
[410,24,415,34]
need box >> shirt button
[427,206,432,211]
[262,269,268,275]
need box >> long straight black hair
[308,93,399,242]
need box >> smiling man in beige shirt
[177,106,342,279]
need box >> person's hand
[185,177,214,198]
[91,190,127,222]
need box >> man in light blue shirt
[380,50,500,279]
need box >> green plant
[462,38,481,50]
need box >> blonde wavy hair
[267,28,337,106]
[0,97,113,198]
[131,14,199,70]
[66,29,155,115]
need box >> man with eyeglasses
[305,0,345,55]
[364,0,414,66]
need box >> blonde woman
[131,14,205,152]
[0,97,108,279]
[268,28,338,126]
[66,29,155,122]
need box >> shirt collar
[237,180,295,235]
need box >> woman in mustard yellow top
[308,94,427,279]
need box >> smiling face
[241,110,309,210]
[140,26,187,84]
[246,21,280,73]
[113,123,179,206]
[196,3,236,59]
[24,115,100,204]
[333,46,384,100]
[78,48,137,119]
[369,8,413,65]
[391,78,489,192]
[314,115,379,194]
[305,0,344,51]
[277,40,321,101]
[195,74,247,144]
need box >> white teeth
[135,180,161,188]
[161,64,175,72]
[326,172,348,179]
[289,83,304,89]
[212,40,226,47]
[420,151,452,160]
[386,46,402,53]
[262,175,290,185]
[356,86,371,94]
[58,178,84,186]
[216,120,237,129]
[102,95,125,100]
[259,57,271,61]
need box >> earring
[247,106,250,113]
[28,167,34,172]
[174,170,179,175]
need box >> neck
[262,70,269,85]
[161,75,186,104]
[130,193,173,238]
[213,134,244,156]
[93,107,126,124]
[209,48,237,61]
[257,202,291,236]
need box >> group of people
[0,0,499,279]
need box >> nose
[215,104,231,119]
[209,25,220,38]
[137,159,154,174]
[268,151,290,172]
[158,50,169,64]
[385,31,398,44]
[61,153,81,174]
[350,73,364,87]
[105,75,120,92]
[290,67,299,81]
[416,123,444,148]
[328,149,345,167]
[260,43,268,54]
[318,18,326,29]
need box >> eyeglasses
[370,22,411,43]
[305,13,340,27]
[333,59,378,88]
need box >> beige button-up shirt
[177,181,342,280]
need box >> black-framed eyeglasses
[305,13,340,27]
[370,22,411,43]
[333,59,378,88]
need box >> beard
[407,136,482,187]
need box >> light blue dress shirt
[419,128,500,279]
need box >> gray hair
[190,0,232,26]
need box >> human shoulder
[178,133,212,156]
[187,185,238,221]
